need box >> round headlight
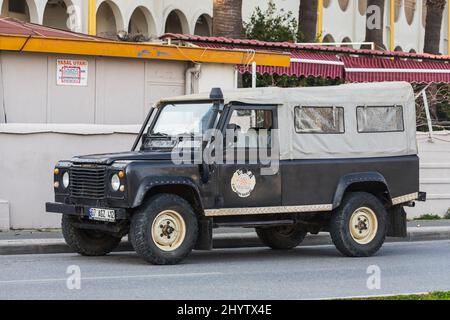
[62,172,70,188]
[111,174,120,191]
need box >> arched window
[1,0,30,22]
[194,14,212,36]
[323,34,335,43]
[96,1,123,39]
[341,37,353,48]
[42,0,72,31]
[164,10,189,34]
[128,6,156,38]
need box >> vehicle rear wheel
[330,192,387,257]
[61,215,122,256]
[130,194,198,265]
[256,225,307,250]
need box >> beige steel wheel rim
[151,210,186,252]
[349,207,378,245]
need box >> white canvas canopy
[159,82,418,160]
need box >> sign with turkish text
[57,59,88,86]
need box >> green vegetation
[414,214,442,221]
[361,291,450,300]
[244,2,302,43]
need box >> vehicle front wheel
[61,215,122,256]
[256,225,307,250]
[130,194,198,265]
[330,192,387,257]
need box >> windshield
[150,103,215,137]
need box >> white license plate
[88,208,116,222]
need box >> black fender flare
[131,176,203,210]
[332,172,391,209]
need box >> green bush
[414,214,442,221]
[244,2,302,42]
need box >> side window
[294,106,344,133]
[356,106,404,133]
[227,109,273,149]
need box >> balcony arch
[193,13,212,36]
[96,0,124,39]
[128,6,156,38]
[164,9,189,34]
[1,0,38,23]
[323,33,335,43]
[42,0,77,31]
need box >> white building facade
[0,0,448,53]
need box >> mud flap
[387,206,407,238]
[195,218,213,250]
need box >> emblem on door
[231,169,256,198]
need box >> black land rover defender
[46,82,426,265]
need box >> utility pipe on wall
[185,63,201,95]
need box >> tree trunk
[298,0,318,42]
[364,0,385,49]
[212,0,243,39]
[423,0,446,54]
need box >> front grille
[70,165,107,199]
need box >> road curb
[0,227,449,256]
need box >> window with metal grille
[357,106,404,133]
[294,106,344,134]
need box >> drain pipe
[185,63,201,95]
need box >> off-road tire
[61,215,122,256]
[130,194,198,265]
[330,192,387,257]
[256,225,307,250]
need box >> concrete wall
[0,51,236,125]
[0,124,139,230]
[407,133,450,218]
[0,126,448,230]
[0,52,188,124]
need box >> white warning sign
[57,59,88,86]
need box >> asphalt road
[0,240,449,300]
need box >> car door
[217,104,281,209]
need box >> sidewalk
[1,220,450,255]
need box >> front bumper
[46,202,128,220]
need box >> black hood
[71,151,173,165]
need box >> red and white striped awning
[342,56,450,83]
[238,51,343,79]
[162,34,450,84]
